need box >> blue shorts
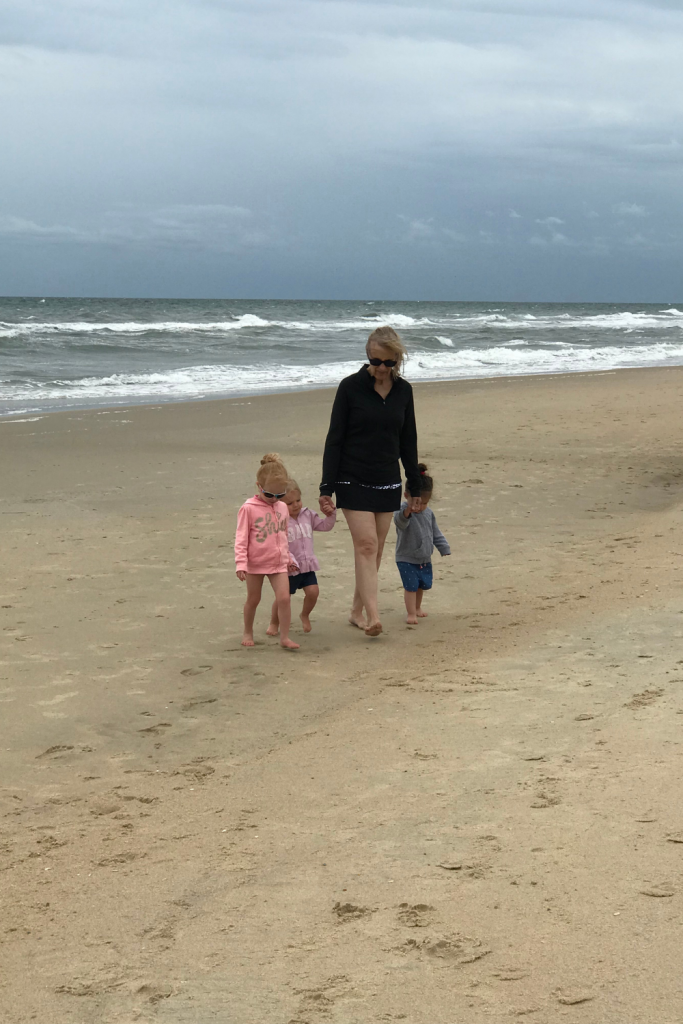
[289,571,318,595]
[396,561,433,592]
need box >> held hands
[407,494,422,514]
[319,495,336,516]
[236,570,247,582]
[287,561,299,574]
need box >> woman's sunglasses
[368,358,397,367]
[259,485,288,499]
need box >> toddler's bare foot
[416,609,428,618]
[266,623,279,636]
[406,614,418,625]
[280,637,300,650]
[241,635,255,647]
[365,620,382,637]
[300,613,312,633]
[348,615,366,629]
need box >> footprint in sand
[624,688,664,709]
[639,882,675,897]
[36,745,74,759]
[333,902,375,921]
[180,665,213,677]
[399,933,491,965]
[397,903,434,928]
[180,696,218,712]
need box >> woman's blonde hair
[366,325,407,379]
[256,452,289,488]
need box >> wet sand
[2,368,683,1023]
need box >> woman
[319,325,422,637]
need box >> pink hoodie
[234,495,297,575]
[286,507,336,575]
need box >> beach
[2,366,683,1022]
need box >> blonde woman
[319,326,421,637]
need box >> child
[268,480,336,634]
[235,453,300,650]
[393,463,450,624]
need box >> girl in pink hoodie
[235,454,300,650]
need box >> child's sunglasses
[368,358,397,367]
[260,485,288,499]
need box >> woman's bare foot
[241,635,255,647]
[406,614,418,625]
[348,615,367,629]
[300,613,312,633]
[416,609,428,618]
[280,637,300,650]
[365,621,382,637]
[266,623,279,636]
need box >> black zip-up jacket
[320,365,422,498]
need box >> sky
[1,0,682,301]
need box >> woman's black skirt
[334,481,402,513]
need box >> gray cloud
[1,0,683,298]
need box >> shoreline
[3,365,683,1022]
[1,360,680,422]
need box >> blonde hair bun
[256,452,289,488]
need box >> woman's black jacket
[320,365,422,498]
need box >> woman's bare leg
[343,510,392,635]
[242,574,265,646]
[268,573,300,649]
[374,511,393,568]
[348,511,392,626]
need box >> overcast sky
[1,0,682,301]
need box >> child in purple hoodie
[268,480,336,635]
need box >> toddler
[393,463,450,624]
[235,453,300,650]
[268,480,336,634]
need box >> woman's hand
[408,495,422,513]
[236,570,247,582]
[319,495,336,516]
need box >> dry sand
[1,368,683,1023]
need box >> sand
[2,368,683,1023]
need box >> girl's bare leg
[404,589,418,625]
[269,573,300,649]
[267,598,280,636]
[242,574,265,646]
[416,588,428,617]
[342,510,393,636]
[300,584,319,632]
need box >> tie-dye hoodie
[234,495,297,575]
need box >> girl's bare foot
[348,615,366,629]
[417,609,428,617]
[365,621,382,637]
[406,614,418,625]
[280,637,300,650]
[266,624,279,636]
[241,635,255,647]
[300,613,312,633]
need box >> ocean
[2,297,683,417]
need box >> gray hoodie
[393,502,451,564]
